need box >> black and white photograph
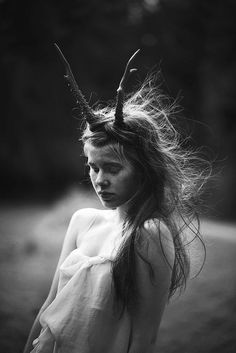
[0,1,236,352]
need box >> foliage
[0,0,236,216]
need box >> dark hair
[82,76,208,314]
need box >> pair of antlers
[54,43,139,128]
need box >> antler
[114,49,140,126]
[54,43,97,125]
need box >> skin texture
[84,142,140,220]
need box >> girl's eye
[87,165,99,173]
[108,167,121,174]
[87,164,121,174]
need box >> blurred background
[0,0,236,352]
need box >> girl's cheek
[89,172,95,184]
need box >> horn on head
[114,49,140,127]
[54,43,97,125]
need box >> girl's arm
[23,268,60,353]
[128,222,175,353]
[23,209,94,353]
[23,298,55,353]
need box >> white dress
[31,226,131,353]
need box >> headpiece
[54,43,139,130]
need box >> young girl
[23,46,206,353]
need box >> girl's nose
[96,172,109,186]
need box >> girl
[23,46,206,353]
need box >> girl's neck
[112,207,127,225]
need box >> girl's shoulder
[70,208,111,232]
[70,208,114,249]
[72,207,112,221]
[144,219,173,244]
[71,207,100,220]
[138,218,175,268]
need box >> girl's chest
[76,222,123,258]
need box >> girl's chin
[99,199,129,213]
[98,197,121,209]
[98,194,132,210]
[100,199,118,208]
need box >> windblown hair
[81,76,208,314]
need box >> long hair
[81,76,208,314]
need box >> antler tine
[115,49,140,126]
[54,43,96,124]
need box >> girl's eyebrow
[103,162,122,167]
[87,161,122,167]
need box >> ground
[0,187,235,353]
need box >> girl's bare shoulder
[70,208,111,231]
[138,218,175,268]
[143,219,172,242]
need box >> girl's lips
[98,191,114,196]
[98,192,115,200]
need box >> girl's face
[84,142,140,210]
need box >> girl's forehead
[84,143,125,163]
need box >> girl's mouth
[98,192,115,201]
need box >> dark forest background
[1,0,236,218]
[1,2,236,353]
